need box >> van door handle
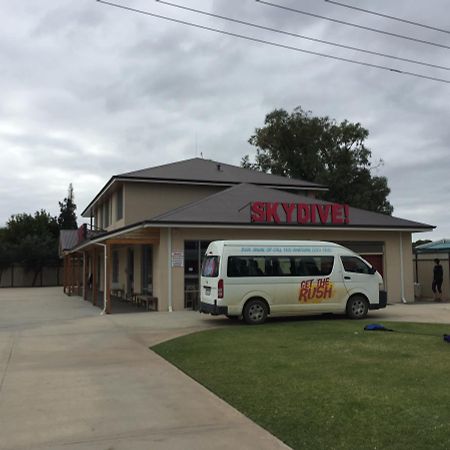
[344,276,351,280]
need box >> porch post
[63,255,67,294]
[92,248,98,306]
[105,242,112,314]
[83,252,88,300]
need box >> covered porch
[63,227,160,314]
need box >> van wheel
[243,299,268,325]
[346,295,369,319]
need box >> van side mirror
[368,267,376,275]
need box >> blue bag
[364,324,394,332]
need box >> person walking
[432,258,443,301]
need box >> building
[61,158,434,313]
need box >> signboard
[171,251,184,268]
[250,202,350,225]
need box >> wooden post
[92,249,98,306]
[67,255,72,296]
[83,252,89,300]
[63,256,67,293]
[71,255,76,296]
[77,255,82,296]
[105,242,112,314]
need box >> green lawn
[152,318,450,450]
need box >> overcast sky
[1,0,449,241]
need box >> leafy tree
[2,210,60,286]
[58,183,78,230]
[243,107,393,214]
[413,239,432,249]
[0,229,13,284]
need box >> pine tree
[58,183,78,229]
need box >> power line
[154,0,450,71]
[256,0,450,50]
[96,0,450,84]
[324,0,450,35]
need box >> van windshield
[201,256,220,277]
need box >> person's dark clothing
[432,264,443,294]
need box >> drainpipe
[96,243,108,315]
[168,227,173,312]
[399,233,407,303]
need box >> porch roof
[150,183,434,231]
[415,239,450,253]
[70,183,434,254]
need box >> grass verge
[152,318,450,450]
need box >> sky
[1,0,449,241]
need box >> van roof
[216,240,344,247]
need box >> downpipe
[399,233,407,303]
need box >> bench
[133,294,158,311]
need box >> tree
[243,107,393,214]
[2,210,60,286]
[58,183,78,230]
[0,228,13,284]
[413,239,432,249]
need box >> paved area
[0,288,289,450]
[1,289,450,450]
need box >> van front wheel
[243,299,268,325]
[346,295,369,319]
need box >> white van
[200,240,387,324]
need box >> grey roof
[150,183,434,230]
[118,158,325,189]
[59,230,79,255]
[82,158,326,217]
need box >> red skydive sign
[250,202,350,225]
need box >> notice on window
[171,251,184,268]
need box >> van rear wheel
[346,295,369,319]
[243,299,268,325]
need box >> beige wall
[123,183,222,228]
[160,227,415,311]
[414,253,449,300]
[86,227,415,312]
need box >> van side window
[227,256,334,277]
[341,256,371,274]
[228,256,265,277]
[292,256,334,276]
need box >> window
[112,251,119,283]
[103,200,110,228]
[341,256,371,274]
[116,187,123,220]
[201,256,220,277]
[141,245,153,294]
[227,256,334,277]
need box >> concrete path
[0,288,289,450]
[1,289,450,450]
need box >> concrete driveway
[1,289,450,450]
[0,288,289,450]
